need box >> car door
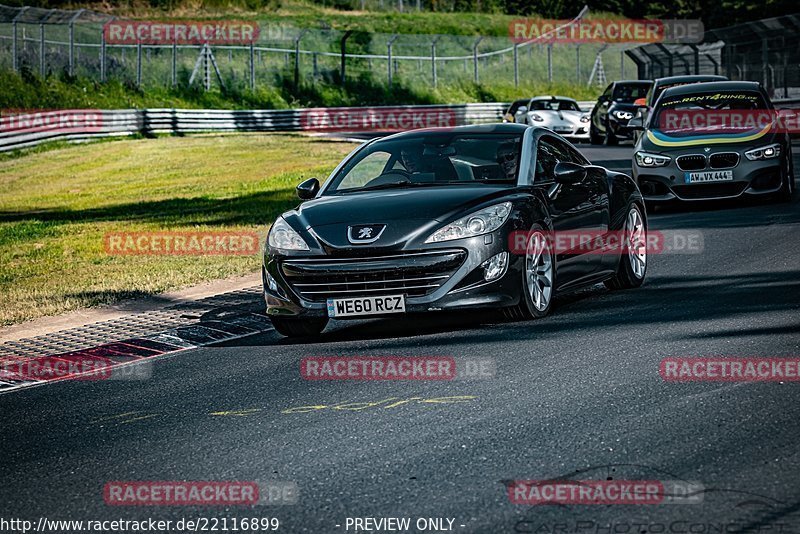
[533,136,605,284]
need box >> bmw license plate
[685,170,733,183]
[327,295,406,318]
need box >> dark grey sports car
[263,124,647,337]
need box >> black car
[263,124,648,338]
[590,80,653,145]
[631,81,794,204]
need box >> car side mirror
[296,178,320,200]
[628,117,645,130]
[553,162,587,185]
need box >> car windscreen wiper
[349,180,415,192]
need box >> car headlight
[744,143,781,161]
[580,114,590,123]
[425,202,512,243]
[531,113,544,122]
[613,110,634,121]
[635,151,671,168]
[267,217,309,251]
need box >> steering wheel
[362,169,412,188]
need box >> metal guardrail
[0,102,513,152]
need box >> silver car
[523,96,591,142]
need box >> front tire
[270,316,328,338]
[589,123,603,145]
[605,203,647,290]
[604,123,619,146]
[504,225,556,320]
[776,152,795,203]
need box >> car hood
[284,185,512,249]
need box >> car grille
[676,155,706,171]
[709,152,740,169]
[280,250,467,302]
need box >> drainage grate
[0,286,270,393]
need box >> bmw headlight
[267,217,309,251]
[425,202,512,243]
[614,110,634,121]
[635,151,671,168]
[745,143,781,161]
[531,113,544,122]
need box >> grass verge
[0,133,356,326]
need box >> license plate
[327,295,406,318]
[685,170,734,183]
[554,126,572,133]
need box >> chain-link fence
[627,13,800,100]
[0,4,639,95]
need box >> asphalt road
[1,146,799,533]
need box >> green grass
[0,133,356,326]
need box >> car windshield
[530,99,581,112]
[506,100,529,115]
[613,83,650,103]
[651,79,724,104]
[650,90,770,135]
[325,133,523,193]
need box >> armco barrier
[0,103,507,153]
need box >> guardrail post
[473,37,483,84]
[547,44,552,82]
[513,43,519,87]
[388,34,398,85]
[249,42,255,91]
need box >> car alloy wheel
[525,230,554,312]
[626,206,646,279]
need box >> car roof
[654,75,728,87]
[614,80,653,86]
[531,95,577,102]
[659,80,762,99]
[378,123,529,142]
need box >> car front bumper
[634,152,783,202]
[263,231,525,319]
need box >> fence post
[473,37,483,84]
[431,36,439,87]
[513,43,519,87]
[172,36,177,86]
[575,45,580,84]
[12,7,29,73]
[340,30,353,86]
[137,41,142,86]
[40,23,46,78]
[249,42,255,90]
[547,44,552,82]
[388,34,398,85]
[294,29,308,89]
[620,49,625,79]
[312,53,318,79]
[68,9,84,77]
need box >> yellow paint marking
[90,411,140,423]
[209,409,263,417]
[118,414,159,424]
[383,397,422,409]
[280,396,478,414]
[418,395,477,404]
